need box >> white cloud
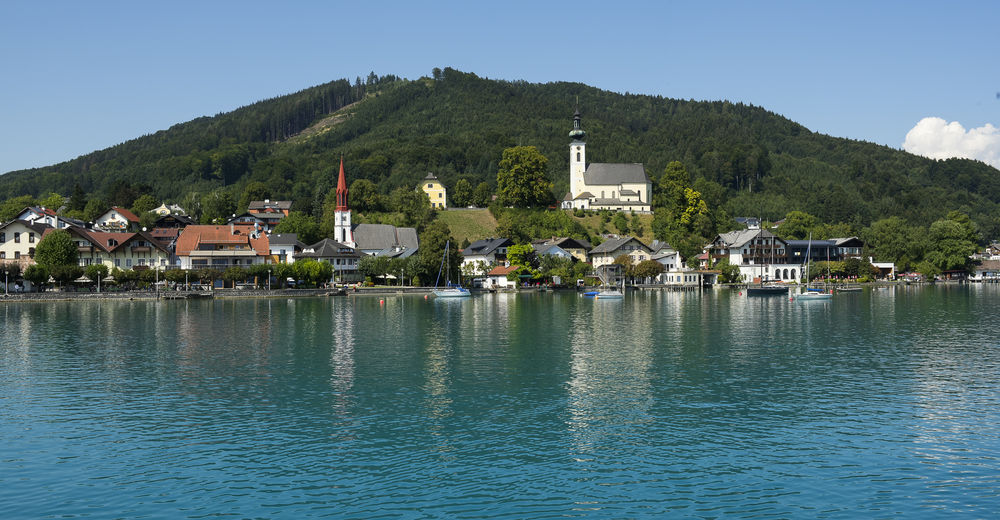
[903,117,1000,169]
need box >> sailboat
[792,233,832,301]
[433,240,470,298]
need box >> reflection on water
[1,286,999,518]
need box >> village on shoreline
[3,111,999,297]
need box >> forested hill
[2,67,998,235]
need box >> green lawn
[436,208,498,244]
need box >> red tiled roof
[487,265,519,276]
[111,207,140,223]
[175,225,270,256]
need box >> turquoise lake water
[2,286,999,518]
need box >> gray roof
[715,229,781,248]
[533,236,592,251]
[464,237,512,256]
[299,238,359,258]
[352,223,419,252]
[268,233,303,247]
[649,240,677,254]
[248,200,292,210]
[590,236,651,255]
[584,163,649,185]
[0,219,51,234]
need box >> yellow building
[421,173,447,209]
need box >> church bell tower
[569,109,587,198]
[334,157,355,248]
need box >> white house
[17,207,86,230]
[461,238,513,272]
[0,219,50,266]
[588,236,652,269]
[708,228,799,283]
[94,207,141,233]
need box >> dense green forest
[2,67,998,239]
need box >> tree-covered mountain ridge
[2,67,997,236]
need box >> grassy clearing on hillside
[435,207,656,245]
[570,212,655,243]
[436,208,498,244]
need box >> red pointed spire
[336,156,349,211]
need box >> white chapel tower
[569,109,587,197]
[334,157,355,248]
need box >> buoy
[424,294,428,300]
[379,299,384,305]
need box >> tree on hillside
[273,212,321,245]
[473,182,494,207]
[451,179,473,207]
[38,192,66,212]
[506,243,538,271]
[200,189,236,224]
[775,211,819,240]
[34,230,78,269]
[0,195,35,222]
[131,194,159,216]
[348,179,386,213]
[238,181,270,213]
[390,187,434,230]
[496,146,553,208]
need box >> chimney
[230,223,235,235]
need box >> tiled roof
[590,236,650,255]
[464,238,512,256]
[487,265,519,276]
[111,207,140,223]
[584,163,649,185]
[352,224,418,252]
[175,225,269,256]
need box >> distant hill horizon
[2,67,998,237]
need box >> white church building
[560,110,652,213]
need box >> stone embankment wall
[0,287,435,303]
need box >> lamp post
[3,269,7,295]
[268,269,272,291]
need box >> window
[0,232,5,243]
[115,259,121,267]
[29,233,35,243]
[0,252,4,259]
[14,252,21,259]
[576,152,581,161]
[14,232,20,243]
[126,259,132,267]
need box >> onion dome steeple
[569,109,586,141]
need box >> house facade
[268,233,302,264]
[531,237,591,263]
[297,239,362,282]
[588,236,653,268]
[17,207,86,229]
[55,227,170,269]
[94,207,141,232]
[461,238,513,273]
[0,220,49,266]
[708,229,799,283]
[421,173,447,209]
[174,225,270,269]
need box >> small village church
[561,110,652,213]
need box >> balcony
[78,245,94,253]
[131,246,151,253]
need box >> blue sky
[2,1,998,175]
